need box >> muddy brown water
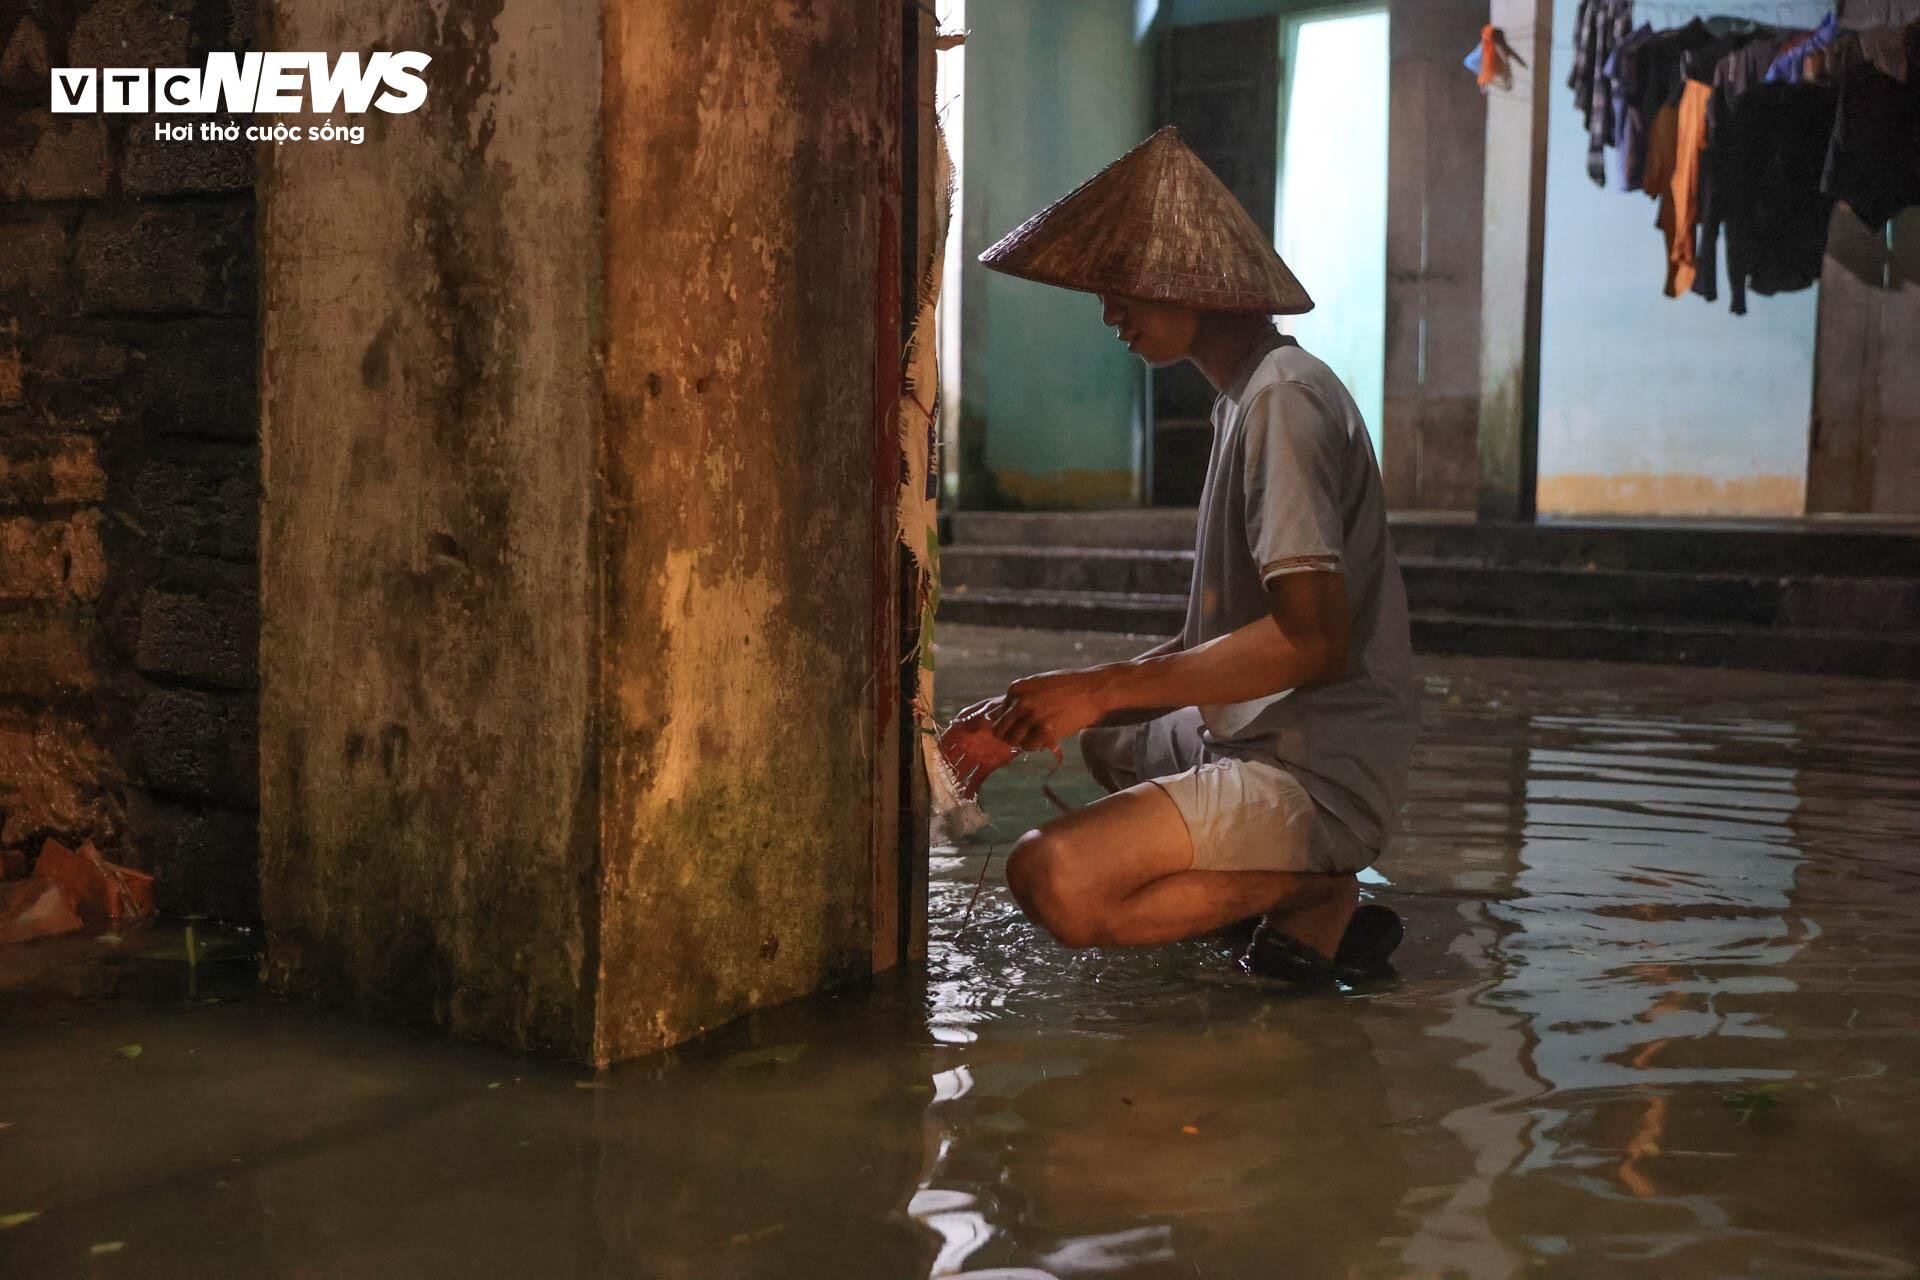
[2,625,1917,1278]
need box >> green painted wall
[1163,1,1352,30]
[960,0,1152,509]
[956,0,1371,509]
[1165,0,1288,24]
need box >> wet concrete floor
[2,624,1918,1278]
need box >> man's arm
[984,570,1348,752]
[985,382,1353,752]
[958,632,1186,730]
[1081,633,1187,728]
[1098,569,1346,712]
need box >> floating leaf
[574,1080,608,1090]
[112,1044,143,1061]
[0,1212,39,1229]
[723,1043,807,1070]
[90,1242,125,1256]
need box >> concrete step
[1392,519,1920,579]
[937,586,1920,678]
[941,545,1194,596]
[950,510,1920,577]
[938,510,1920,675]
[1411,613,1920,680]
[938,586,1185,636]
[950,510,1198,551]
[940,547,1920,631]
[1397,558,1920,632]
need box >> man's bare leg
[1004,781,1358,957]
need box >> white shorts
[1078,708,1375,875]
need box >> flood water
[3,624,1918,1278]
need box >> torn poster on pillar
[895,119,984,844]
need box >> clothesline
[1565,0,1918,313]
[1625,7,1823,30]
[1631,2,1822,11]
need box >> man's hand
[937,718,1019,799]
[951,695,1007,728]
[987,667,1117,753]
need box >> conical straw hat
[978,126,1313,315]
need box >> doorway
[1277,7,1389,452]
[1149,5,1390,506]
[1151,13,1281,507]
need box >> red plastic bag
[31,839,156,932]
[0,879,84,944]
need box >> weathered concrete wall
[598,0,893,1062]
[258,0,606,1052]
[262,0,901,1063]
[0,0,259,917]
[1383,0,1484,512]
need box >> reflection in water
[915,631,1920,1279]
[3,631,1918,1279]
[1487,710,1811,1268]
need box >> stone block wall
[0,0,259,919]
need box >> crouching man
[951,128,1418,983]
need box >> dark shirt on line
[1717,82,1841,314]
[1823,22,1920,231]
[1693,28,1808,305]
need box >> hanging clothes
[1845,20,1913,81]
[1694,28,1811,305]
[1570,0,1638,185]
[1635,20,1716,199]
[1765,12,1840,84]
[1582,11,1918,313]
[1716,82,1841,314]
[1651,80,1715,296]
[1823,21,1920,231]
[1606,24,1657,189]
[1677,24,1776,303]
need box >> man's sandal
[1236,903,1404,987]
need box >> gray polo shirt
[1181,332,1417,853]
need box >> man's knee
[1006,829,1107,948]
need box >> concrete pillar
[259,0,907,1063]
[1476,0,1553,523]
[1383,0,1488,512]
[1808,0,1920,514]
[1809,211,1920,514]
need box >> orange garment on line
[1642,98,1679,197]
[1655,80,1713,297]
